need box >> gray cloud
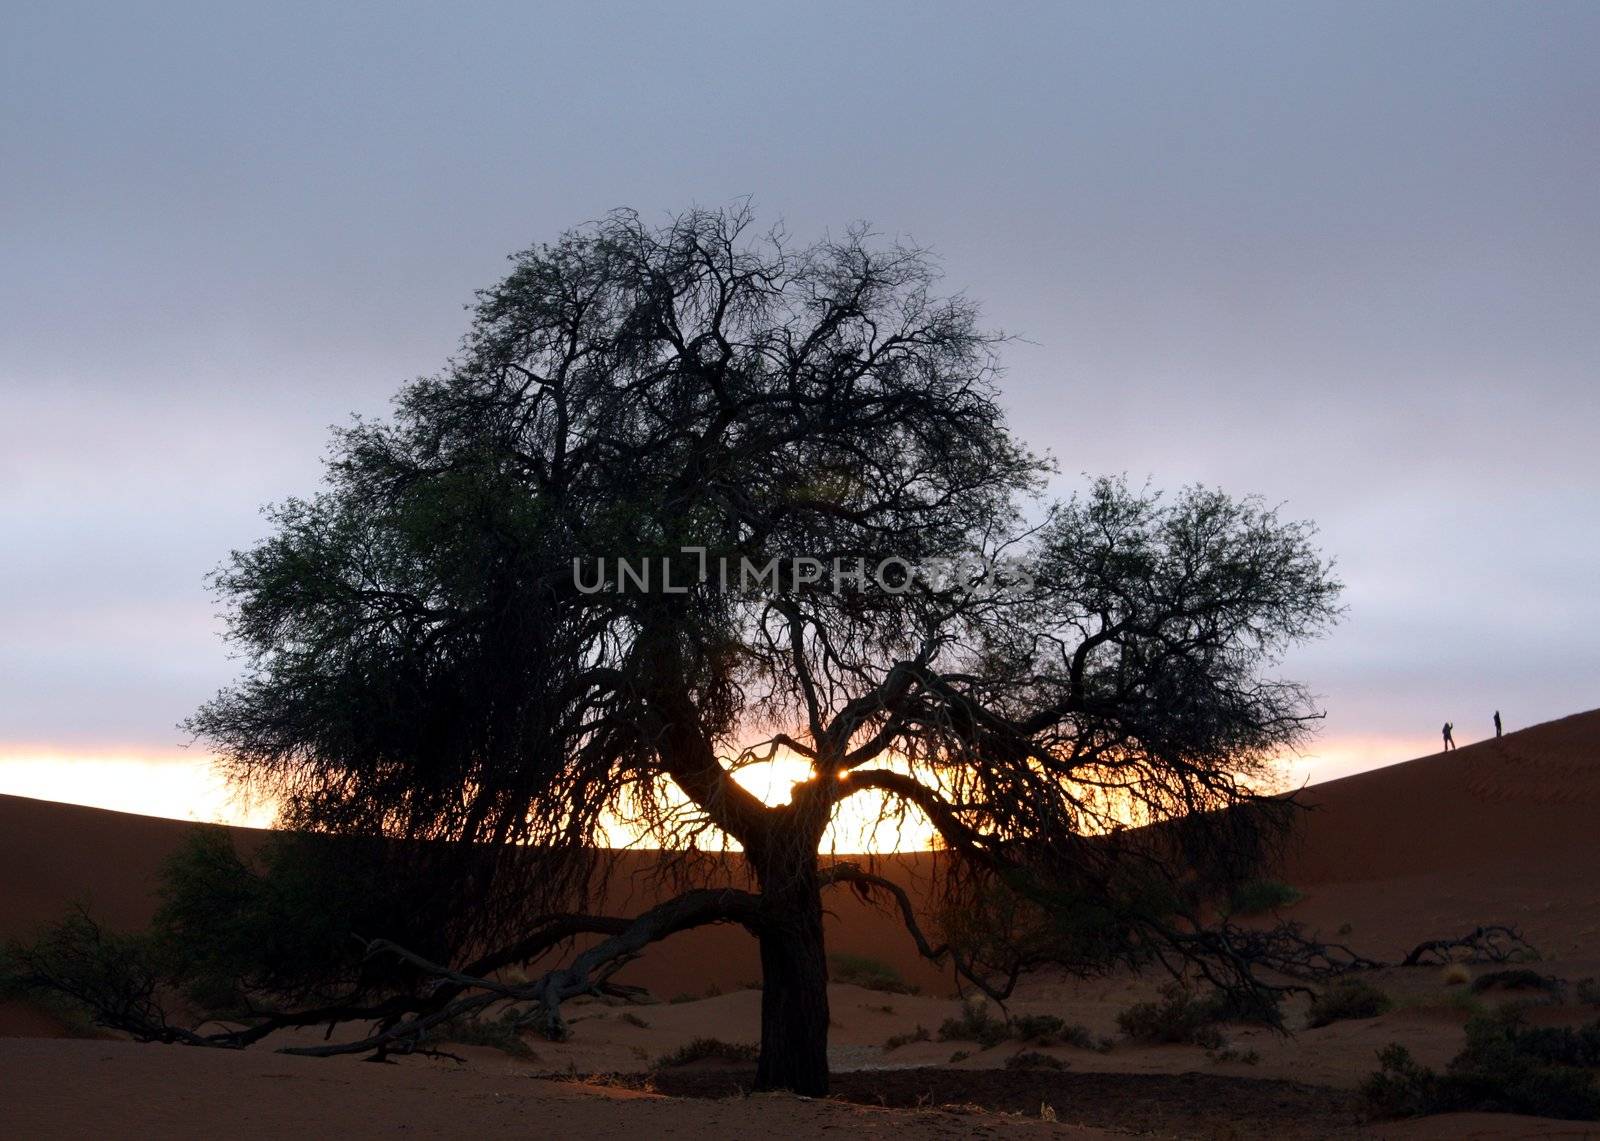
[3,1,1596,771]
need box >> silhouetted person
[1442,721,1456,751]
[1494,710,1502,738]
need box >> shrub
[1364,1013,1600,1122]
[434,1010,536,1058]
[0,935,107,1039]
[1364,1044,1446,1117]
[936,1001,1112,1052]
[938,1000,1012,1048]
[151,827,486,1010]
[619,1012,650,1029]
[1470,969,1561,995]
[1307,982,1392,1028]
[1005,1050,1066,1071]
[948,1049,971,1063]
[1227,880,1303,916]
[883,1025,931,1051]
[1441,963,1472,987]
[1,907,171,1040]
[1500,1019,1600,1068]
[1011,1013,1066,1044]
[1208,984,1285,1028]
[1579,978,1600,1006]
[655,1037,759,1067]
[828,952,918,994]
[1116,982,1279,1047]
[1011,1013,1108,1051]
[1208,1046,1261,1064]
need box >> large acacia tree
[190,205,1340,1094]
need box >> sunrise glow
[0,737,1428,847]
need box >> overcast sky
[3,2,1597,818]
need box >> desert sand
[4,711,1599,1137]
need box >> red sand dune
[4,708,1598,1015]
[0,795,959,1028]
[1282,708,1600,959]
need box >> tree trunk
[752,847,830,1096]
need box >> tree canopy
[184,204,1342,1093]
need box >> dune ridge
[4,708,1597,1027]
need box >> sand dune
[3,711,1599,1135]
[0,794,960,1022]
[1282,708,1600,959]
[7,711,1595,984]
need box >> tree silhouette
[188,205,1341,1094]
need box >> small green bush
[1226,879,1304,916]
[655,1037,759,1067]
[1116,982,1279,1047]
[434,1010,536,1058]
[883,1025,931,1050]
[1208,1046,1261,1064]
[1470,968,1561,995]
[1502,1020,1600,1068]
[1,907,170,1040]
[1011,1013,1066,1044]
[1307,981,1392,1028]
[938,1000,1012,1048]
[1010,1013,1109,1051]
[828,953,917,994]
[1005,1050,1065,1070]
[1364,1012,1600,1122]
[936,1002,1110,1052]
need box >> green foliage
[1307,981,1392,1028]
[655,1037,759,1067]
[1009,1012,1066,1043]
[1226,879,1304,916]
[150,827,475,1011]
[1207,983,1285,1028]
[1208,1046,1261,1064]
[1,907,171,1040]
[1116,981,1280,1047]
[827,953,918,995]
[938,1000,1013,1049]
[2,824,505,1037]
[1496,1019,1600,1068]
[883,1025,931,1050]
[1364,1044,1445,1118]
[1005,1050,1066,1071]
[1469,968,1562,995]
[1010,1013,1110,1051]
[935,1002,1110,1052]
[0,934,105,1039]
[433,1009,537,1058]
[1364,1013,1600,1121]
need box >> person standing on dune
[1442,721,1456,751]
[1494,710,1503,738]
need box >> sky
[3,1,1597,825]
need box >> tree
[186,205,1341,1094]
